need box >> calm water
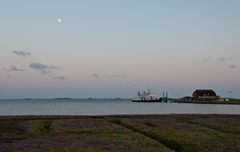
[0,99,239,115]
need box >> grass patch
[108,118,181,151]
[0,117,172,152]
[29,120,54,134]
[185,116,240,135]
[107,115,240,152]
[0,120,29,144]
[228,98,240,102]
[0,115,239,152]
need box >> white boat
[132,89,162,102]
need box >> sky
[0,0,240,99]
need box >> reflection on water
[0,99,239,115]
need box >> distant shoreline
[0,113,239,118]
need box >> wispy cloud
[8,65,25,72]
[92,74,100,78]
[2,65,25,72]
[202,57,235,62]
[6,74,11,78]
[217,57,226,62]
[229,64,237,69]
[105,74,126,78]
[30,63,60,75]
[92,73,126,79]
[202,58,210,61]
[53,76,66,80]
[12,50,31,57]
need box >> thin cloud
[203,57,236,62]
[12,50,31,57]
[202,58,210,61]
[53,76,66,80]
[217,57,225,62]
[6,74,11,78]
[30,63,60,75]
[92,74,126,79]
[229,64,237,69]
[105,74,126,78]
[92,74,100,78]
[8,65,25,72]
[2,65,25,72]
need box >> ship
[132,89,162,102]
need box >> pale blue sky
[0,0,240,98]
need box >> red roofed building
[193,89,219,101]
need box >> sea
[0,99,239,115]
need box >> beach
[0,114,239,152]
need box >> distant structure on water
[180,89,220,102]
[193,89,219,101]
[132,89,162,102]
[132,89,171,102]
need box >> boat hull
[132,99,162,102]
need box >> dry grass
[0,116,171,152]
[0,115,239,152]
[106,115,240,152]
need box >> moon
[58,18,62,23]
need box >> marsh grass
[32,120,53,134]
[106,115,240,152]
[0,115,239,152]
[186,115,240,135]
[228,98,240,102]
[0,117,172,152]
[0,120,29,144]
